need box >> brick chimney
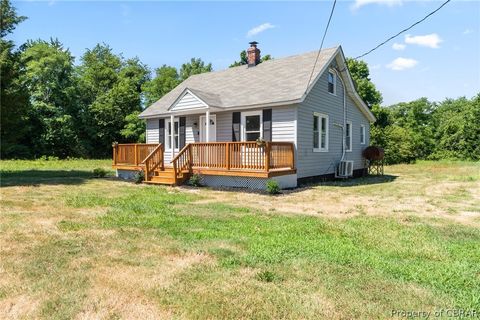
[247,41,261,67]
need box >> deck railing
[142,144,164,180]
[171,142,295,177]
[112,143,159,166]
[171,144,193,184]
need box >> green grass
[1,159,479,319]
[99,197,480,310]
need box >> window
[242,111,262,141]
[166,119,179,150]
[360,124,366,145]
[328,69,336,95]
[313,113,329,152]
[346,121,352,152]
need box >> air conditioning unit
[336,160,354,178]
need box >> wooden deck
[112,142,296,185]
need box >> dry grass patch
[189,161,479,226]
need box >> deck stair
[145,167,191,185]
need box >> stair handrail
[171,144,192,184]
[141,143,164,181]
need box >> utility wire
[353,0,451,60]
[306,0,337,92]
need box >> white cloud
[463,28,473,35]
[246,23,275,38]
[351,0,402,10]
[387,57,418,71]
[405,33,443,48]
[392,43,406,50]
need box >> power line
[353,0,451,60]
[306,0,337,91]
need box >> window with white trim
[360,124,366,145]
[313,113,329,152]
[328,69,336,95]
[346,121,352,152]
[166,118,179,150]
[241,111,262,141]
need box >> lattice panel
[200,175,268,190]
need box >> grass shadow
[178,174,398,196]
[298,174,398,189]
[0,170,102,187]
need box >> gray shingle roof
[139,46,339,118]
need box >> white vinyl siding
[272,106,296,142]
[146,118,159,144]
[296,60,371,178]
[170,91,207,111]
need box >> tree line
[1,0,478,162]
[346,58,479,164]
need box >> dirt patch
[0,294,40,320]
[76,253,211,319]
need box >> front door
[199,115,216,142]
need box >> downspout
[335,68,347,161]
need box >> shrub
[134,170,145,184]
[266,179,280,195]
[188,174,202,187]
[92,168,107,178]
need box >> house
[112,42,376,189]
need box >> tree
[20,39,79,157]
[431,95,480,161]
[77,44,149,157]
[142,65,180,106]
[0,0,26,38]
[229,50,272,68]
[388,98,435,160]
[346,58,382,108]
[0,0,30,158]
[121,111,145,142]
[179,58,212,81]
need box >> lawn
[0,159,479,319]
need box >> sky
[10,0,480,106]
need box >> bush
[266,179,280,195]
[188,174,202,187]
[92,168,107,178]
[134,170,145,184]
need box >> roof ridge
[188,46,340,79]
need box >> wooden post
[225,143,230,170]
[173,161,178,185]
[134,144,138,165]
[265,142,271,172]
[161,144,165,171]
[188,144,193,172]
[112,144,117,165]
[290,143,295,169]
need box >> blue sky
[11,0,480,105]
